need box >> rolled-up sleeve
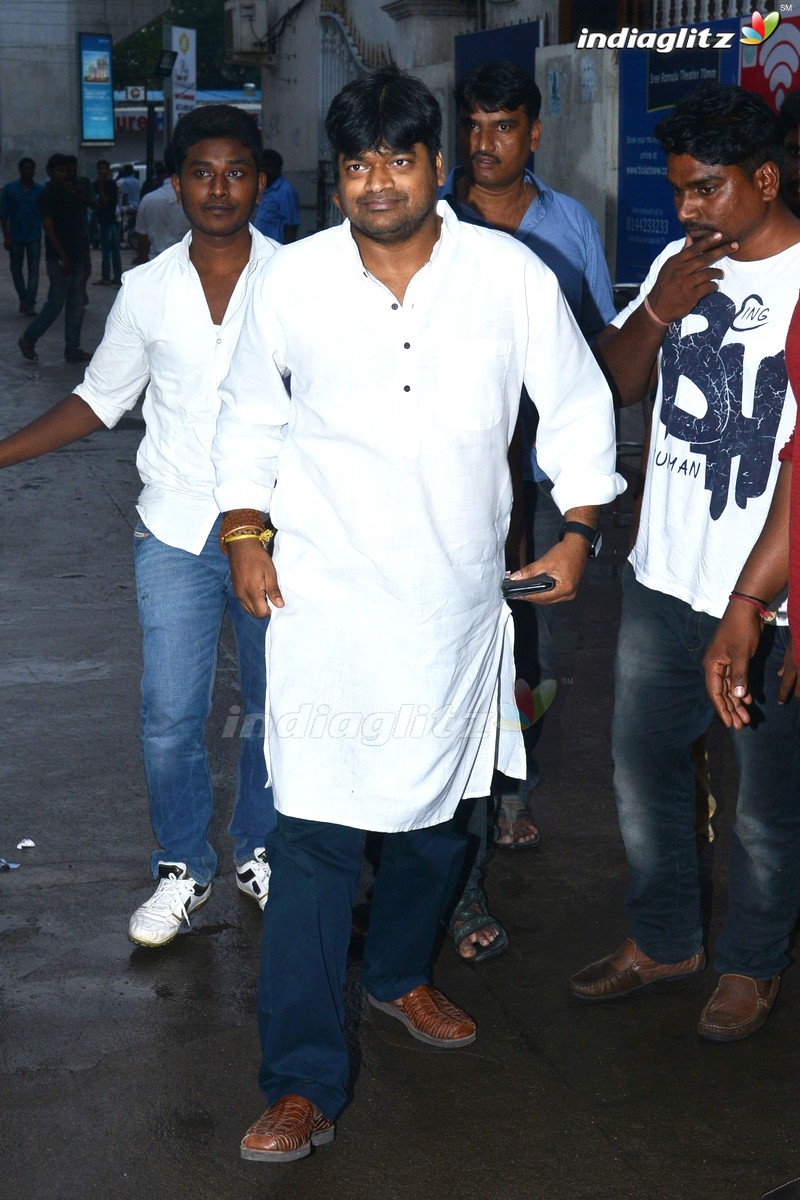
[212,263,292,513]
[73,279,150,425]
[522,255,625,512]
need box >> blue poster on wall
[616,18,740,283]
[454,21,540,82]
[79,32,114,143]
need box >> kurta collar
[339,199,459,281]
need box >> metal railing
[652,1,764,25]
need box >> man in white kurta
[213,70,623,1162]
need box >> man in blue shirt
[442,58,616,961]
[253,149,300,244]
[1,157,44,315]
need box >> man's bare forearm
[733,459,791,604]
[598,231,735,408]
[595,317,662,407]
[0,395,105,468]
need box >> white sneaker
[128,862,211,947]
[236,848,271,910]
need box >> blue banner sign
[616,18,740,283]
[79,32,114,143]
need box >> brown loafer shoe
[569,937,706,1001]
[367,983,476,1047]
[240,1094,335,1163]
[698,973,780,1042]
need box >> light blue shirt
[253,174,300,244]
[442,166,616,481]
[441,166,615,340]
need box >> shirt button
[403,342,410,349]
[391,302,399,310]
[216,338,222,344]
[403,385,411,392]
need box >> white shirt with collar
[212,202,623,832]
[134,178,191,257]
[74,226,279,555]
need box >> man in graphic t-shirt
[569,84,800,1042]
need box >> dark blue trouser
[9,238,40,307]
[614,567,800,977]
[99,221,122,282]
[257,812,468,1119]
[24,259,84,358]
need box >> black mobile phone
[501,573,556,598]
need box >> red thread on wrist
[728,592,776,622]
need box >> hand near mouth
[646,229,737,325]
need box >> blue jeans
[613,567,800,977]
[9,238,41,307]
[134,517,274,884]
[258,812,468,1119]
[99,221,121,282]
[24,258,84,358]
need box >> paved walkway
[0,248,798,1200]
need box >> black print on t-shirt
[659,290,787,520]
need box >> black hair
[46,153,69,173]
[171,103,262,173]
[655,84,783,176]
[779,90,800,137]
[262,148,283,174]
[325,67,441,168]
[96,159,110,170]
[18,157,34,170]
[455,59,541,122]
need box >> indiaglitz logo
[741,11,781,44]
[576,25,737,53]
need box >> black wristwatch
[559,521,602,559]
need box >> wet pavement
[1,251,798,1200]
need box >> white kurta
[213,202,623,832]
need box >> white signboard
[170,26,196,122]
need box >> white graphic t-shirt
[614,238,800,619]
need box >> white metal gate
[317,3,389,228]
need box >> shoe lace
[146,873,197,925]
[239,851,271,888]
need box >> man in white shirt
[134,148,190,262]
[117,164,141,209]
[569,85,800,1043]
[212,69,622,1162]
[0,105,278,946]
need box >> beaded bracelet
[729,591,776,623]
[219,508,266,536]
[218,508,267,555]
